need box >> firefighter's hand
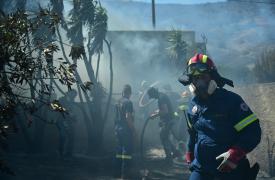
[185,152,194,164]
[149,113,159,119]
[149,110,159,119]
[216,146,246,173]
[216,151,237,172]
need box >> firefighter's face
[124,92,131,99]
[191,73,211,98]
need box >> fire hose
[140,107,188,160]
[140,116,152,160]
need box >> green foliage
[253,47,275,83]
[0,0,110,171]
[69,45,85,60]
[30,7,60,47]
[67,0,83,47]
[90,81,107,99]
[0,9,76,156]
[80,0,96,25]
[50,0,64,16]
[167,29,188,66]
[50,100,66,112]
[67,0,108,58]
[89,6,108,55]
[80,81,94,93]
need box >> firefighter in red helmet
[179,54,261,180]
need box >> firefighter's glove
[216,146,246,173]
[185,152,194,164]
[149,111,159,119]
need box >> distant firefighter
[147,87,180,162]
[179,54,261,180]
[138,80,159,120]
[114,84,137,178]
[162,83,182,111]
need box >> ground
[0,148,274,180]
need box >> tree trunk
[95,53,101,81]
[102,39,113,139]
[32,51,47,153]
[56,25,95,154]
[82,53,105,154]
[58,0,108,155]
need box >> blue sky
[130,0,226,4]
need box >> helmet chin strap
[188,83,196,94]
[189,80,217,97]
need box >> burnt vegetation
[254,47,275,83]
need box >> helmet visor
[187,63,209,76]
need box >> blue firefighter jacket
[187,88,261,175]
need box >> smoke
[93,0,275,150]
[101,0,275,85]
[1,0,50,13]
[98,31,188,96]
[5,0,275,154]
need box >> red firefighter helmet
[186,54,216,76]
[179,53,234,87]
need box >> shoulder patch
[192,105,198,114]
[240,102,249,111]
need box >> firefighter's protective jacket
[187,88,261,174]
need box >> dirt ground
[0,152,189,180]
[0,149,274,180]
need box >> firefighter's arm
[217,117,261,173]
[126,112,138,150]
[187,127,196,152]
[124,100,135,132]
[231,95,261,152]
[186,113,196,164]
[233,99,261,152]
[126,112,135,132]
[216,95,261,172]
[216,122,261,172]
[149,109,159,119]
[186,130,196,164]
[235,119,261,151]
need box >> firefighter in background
[162,84,190,156]
[138,80,151,120]
[162,84,182,111]
[147,87,179,162]
[176,90,192,155]
[114,84,136,178]
[138,80,160,120]
[179,54,261,180]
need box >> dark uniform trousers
[114,125,133,177]
[159,120,177,159]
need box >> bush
[254,47,275,83]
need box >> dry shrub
[254,46,275,83]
